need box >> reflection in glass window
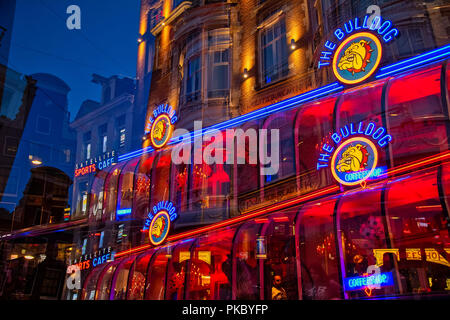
[234,222,261,299]
[385,168,450,296]
[263,213,298,300]
[297,200,342,300]
[187,228,235,300]
[386,65,447,166]
[127,252,154,300]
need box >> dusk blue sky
[8,0,140,121]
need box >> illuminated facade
[0,0,449,300]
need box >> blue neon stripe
[376,45,450,78]
[172,84,343,142]
[378,44,450,71]
[118,83,343,162]
[118,44,450,163]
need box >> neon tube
[114,150,450,259]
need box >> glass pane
[165,240,194,300]
[89,168,110,223]
[296,96,336,192]
[111,256,136,300]
[234,222,261,299]
[298,198,342,300]
[263,211,298,300]
[387,65,448,166]
[81,265,105,300]
[187,228,235,300]
[338,185,390,299]
[385,168,450,297]
[127,251,154,300]
[145,248,170,299]
[96,262,120,300]
[117,158,139,216]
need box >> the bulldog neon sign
[317,15,399,85]
[316,121,392,187]
[146,104,178,149]
[143,201,178,246]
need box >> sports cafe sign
[316,121,392,187]
[74,150,116,177]
[317,14,399,85]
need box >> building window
[260,17,289,85]
[148,5,163,30]
[83,131,91,160]
[99,124,108,153]
[116,115,126,149]
[36,115,51,135]
[397,28,426,57]
[185,55,201,103]
[172,0,184,10]
[119,129,126,148]
[208,29,231,99]
[86,143,91,160]
[4,136,18,157]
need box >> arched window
[88,168,109,223]
[103,163,125,222]
[386,64,448,166]
[110,256,137,300]
[186,227,236,300]
[150,150,172,208]
[235,120,260,195]
[165,240,195,300]
[261,212,298,300]
[337,184,390,299]
[335,79,388,171]
[96,261,120,300]
[144,246,172,299]
[295,96,336,192]
[262,110,296,185]
[296,198,342,300]
[233,222,262,300]
[385,167,449,296]
[190,131,231,213]
[126,250,155,300]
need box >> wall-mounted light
[243,68,249,79]
[30,155,42,166]
[290,39,297,50]
[137,34,144,43]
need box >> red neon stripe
[115,151,450,259]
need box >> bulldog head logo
[336,143,369,173]
[153,119,167,142]
[338,39,374,75]
[151,215,166,238]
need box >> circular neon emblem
[150,114,173,148]
[332,32,382,85]
[149,210,171,246]
[331,137,378,186]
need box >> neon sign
[143,201,178,246]
[316,121,392,187]
[74,150,116,177]
[68,247,114,271]
[116,208,132,216]
[343,272,394,291]
[317,15,399,85]
[146,104,178,149]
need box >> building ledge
[150,1,192,36]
